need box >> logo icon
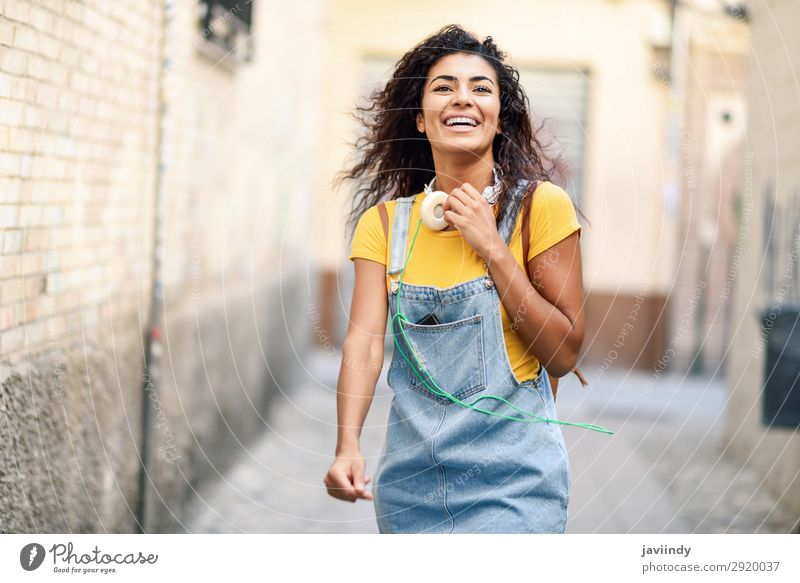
[20,543,46,571]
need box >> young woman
[323,24,587,533]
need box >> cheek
[422,100,444,120]
[478,101,500,127]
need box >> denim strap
[387,197,414,276]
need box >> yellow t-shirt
[348,180,582,383]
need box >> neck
[430,152,495,194]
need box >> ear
[416,112,425,133]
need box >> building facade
[726,0,800,524]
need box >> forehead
[427,53,497,82]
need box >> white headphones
[420,165,503,231]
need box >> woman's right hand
[323,451,373,503]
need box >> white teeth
[445,116,479,127]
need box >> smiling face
[416,52,501,159]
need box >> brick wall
[0,0,323,532]
[0,0,160,533]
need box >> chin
[436,142,490,156]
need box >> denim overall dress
[372,189,571,534]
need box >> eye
[432,85,491,93]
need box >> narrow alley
[185,349,797,534]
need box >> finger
[448,186,473,207]
[359,476,374,500]
[444,210,460,228]
[348,463,364,498]
[330,470,357,501]
[445,193,467,215]
[328,482,356,501]
[352,466,367,495]
[459,182,484,201]
[328,484,356,502]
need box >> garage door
[517,67,590,207]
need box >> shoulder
[369,194,422,223]
[351,203,386,244]
[525,181,582,260]
[350,203,389,263]
[360,193,422,220]
[530,181,575,211]
[353,194,418,240]
[353,204,380,231]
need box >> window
[197,0,255,66]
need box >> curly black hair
[336,23,583,245]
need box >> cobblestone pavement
[184,349,798,533]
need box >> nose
[451,83,474,106]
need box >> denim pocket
[395,313,486,405]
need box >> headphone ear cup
[421,191,449,230]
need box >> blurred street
[185,348,797,534]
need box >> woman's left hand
[443,183,504,262]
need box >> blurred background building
[726,0,800,522]
[0,0,797,533]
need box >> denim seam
[392,277,492,302]
[440,287,494,305]
[427,407,454,533]
[402,313,482,333]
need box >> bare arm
[485,231,585,378]
[324,257,387,503]
[335,257,388,455]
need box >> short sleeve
[527,182,582,262]
[349,204,387,265]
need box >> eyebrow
[429,75,495,86]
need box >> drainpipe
[136,0,172,534]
